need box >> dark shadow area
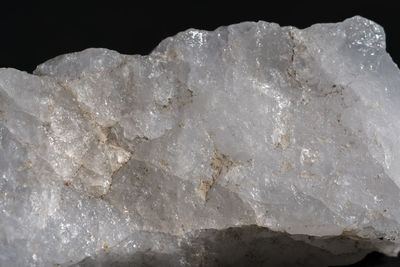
[341,252,400,267]
[73,225,392,267]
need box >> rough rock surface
[1,16,400,266]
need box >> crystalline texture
[1,16,400,266]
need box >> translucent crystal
[1,16,400,266]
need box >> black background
[1,1,399,266]
[1,1,400,72]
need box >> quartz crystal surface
[1,16,400,266]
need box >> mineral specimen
[1,16,400,266]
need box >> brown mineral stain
[159,159,169,171]
[300,171,318,179]
[279,133,290,150]
[197,147,239,201]
[198,178,213,202]
[281,160,294,174]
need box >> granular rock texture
[1,16,400,266]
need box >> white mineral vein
[1,16,400,266]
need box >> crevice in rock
[286,29,304,89]
[198,146,239,202]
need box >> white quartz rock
[1,16,400,266]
